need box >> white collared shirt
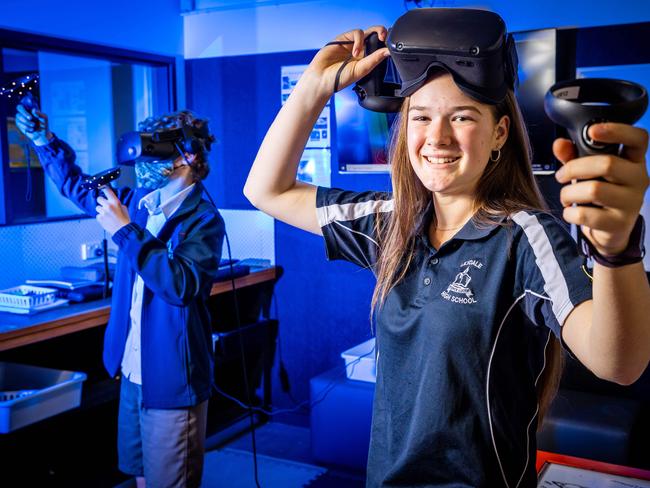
[121,183,195,384]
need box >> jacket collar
[138,184,195,219]
[159,183,204,230]
[132,184,204,234]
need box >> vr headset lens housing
[355,8,518,111]
[116,131,178,165]
[390,9,517,103]
[116,126,211,166]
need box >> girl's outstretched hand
[554,122,649,256]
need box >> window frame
[0,27,177,226]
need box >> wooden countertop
[0,266,279,351]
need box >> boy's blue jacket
[36,136,225,408]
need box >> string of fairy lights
[0,74,39,99]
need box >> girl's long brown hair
[371,89,562,425]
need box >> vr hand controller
[81,167,120,298]
[0,74,42,131]
[545,78,648,265]
[20,92,41,132]
[544,78,648,157]
[81,167,121,197]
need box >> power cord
[211,347,376,416]
[199,181,261,488]
[102,230,110,298]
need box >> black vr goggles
[354,8,518,113]
[116,125,212,166]
[81,124,212,191]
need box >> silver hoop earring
[490,148,501,163]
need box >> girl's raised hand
[306,26,390,98]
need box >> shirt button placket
[423,256,438,285]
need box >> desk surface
[0,266,279,351]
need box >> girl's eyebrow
[408,105,483,115]
[452,105,483,115]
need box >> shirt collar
[138,183,196,219]
[415,200,506,242]
[453,214,506,240]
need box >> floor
[221,421,366,488]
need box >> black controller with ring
[544,78,648,158]
[544,78,648,264]
[544,78,648,208]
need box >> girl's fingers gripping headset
[324,27,388,93]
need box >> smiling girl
[244,10,650,487]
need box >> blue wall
[184,0,650,58]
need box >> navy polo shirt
[316,187,592,488]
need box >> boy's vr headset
[83,124,212,190]
[116,125,212,165]
[354,8,518,113]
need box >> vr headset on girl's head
[354,8,519,113]
[116,125,212,166]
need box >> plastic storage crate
[340,338,377,383]
[0,362,87,433]
[0,285,58,313]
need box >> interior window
[0,38,174,225]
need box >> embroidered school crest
[441,259,482,304]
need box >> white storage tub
[340,338,377,383]
[0,362,86,433]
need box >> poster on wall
[306,108,330,149]
[298,149,331,187]
[280,64,306,105]
[281,64,331,186]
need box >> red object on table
[536,450,650,479]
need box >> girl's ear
[494,115,510,149]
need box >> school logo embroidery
[441,259,482,304]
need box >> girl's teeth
[425,156,458,164]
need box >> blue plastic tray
[0,362,86,433]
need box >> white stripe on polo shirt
[511,211,573,325]
[316,198,394,227]
[487,289,553,488]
